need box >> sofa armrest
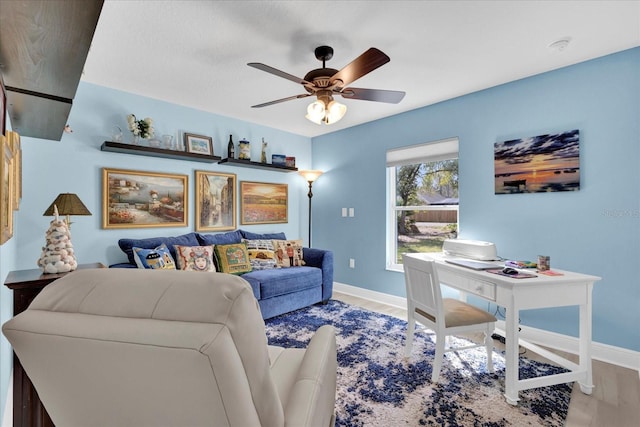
[283,325,337,427]
[303,248,333,302]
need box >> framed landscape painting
[240,181,288,225]
[0,135,13,244]
[184,132,213,156]
[195,170,236,231]
[494,129,580,194]
[102,168,188,229]
[7,131,21,210]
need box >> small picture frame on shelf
[272,154,286,166]
[184,133,214,156]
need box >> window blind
[386,137,459,167]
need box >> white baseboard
[334,282,640,376]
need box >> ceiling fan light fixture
[305,97,346,125]
[325,100,347,124]
[305,100,326,124]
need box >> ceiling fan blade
[251,94,311,108]
[338,87,406,104]
[248,63,311,86]
[329,48,390,88]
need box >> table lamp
[43,193,92,229]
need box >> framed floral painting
[195,170,236,231]
[102,168,188,229]
[240,181,288,225]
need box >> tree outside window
[391,159,458,265]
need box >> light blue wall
[0,108,18,422]
[15,82,313,268]
[0,82,313,421]
[0,234,17,423]
[311,48,640,352]
[1,48,638,421]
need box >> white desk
[424,253,601,405]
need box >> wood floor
[333,291,640,427]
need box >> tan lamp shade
[298,170,324,183]
[43,194,92,227]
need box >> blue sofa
[110,230,334,319]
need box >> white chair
[402,253,496,383]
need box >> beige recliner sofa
[3,268,337,427]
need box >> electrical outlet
[341,207,347,217]
[348,207,355,217]
[349,258,355,268]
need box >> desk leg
[504,301,520,405]
[578,283,594,395]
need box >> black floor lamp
[298,170,323,247]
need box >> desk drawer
[438,270,496,301]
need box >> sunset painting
[240,181,288,224]
[494,129,580,194]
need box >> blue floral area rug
[264,300,571,427]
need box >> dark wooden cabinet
[4,263,105,427]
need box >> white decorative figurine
[37,205,78,274]
[261,138,267,163]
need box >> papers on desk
[444,258,503,270]
[538,270,564,276]
[486,268,537,279]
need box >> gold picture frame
[184,132,213,156]
[240,181,288,225]
[0,135,14,244]
[6,131,21,210]
[195,170,236,232]
[102,168,188,229]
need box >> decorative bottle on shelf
[227,134,235,159]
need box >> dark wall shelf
[218,158,298,172]
[101,141,220,163]
[101,141,299,173]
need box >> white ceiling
[82,1,640,138]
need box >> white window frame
[386,138,459,272]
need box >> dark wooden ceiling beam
[0,0,104,140]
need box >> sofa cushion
[273,239,304,268]
[132,244,177,270]
[119,233,199,265]
[214,243,253,275]
[174,245,216,272]
[240,230,287,240]
[243,239,278,270]
[196,230,243,246]
[242,266,321,300]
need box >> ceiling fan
[248,46,405,124]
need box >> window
[386,138,459,271]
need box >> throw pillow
[242,239,278,270]
[119,232,199,265]
[272,239,305,268]
[174,245,216,272]
[196,230,243,246]
[132,244,177,270]
[240,230,287,240]
[213,243,252,275]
